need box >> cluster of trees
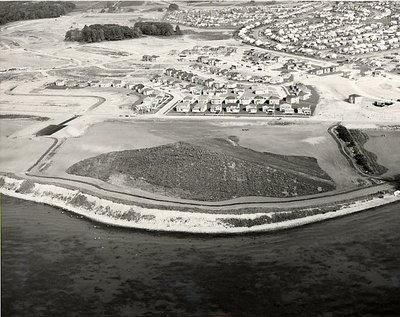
[336,125,353,143]
[134,22,182,36]
[0,1,75,25]
[168,3,179,11]
[65,22,182,43]
[353,151,372,173]
[336,125,372,173]
[65,24,142,42]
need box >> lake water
[2,195,400,317]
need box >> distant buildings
[348,94,363,104]
[142,55,159,62]
[236,1,400,60]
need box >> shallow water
[2,195,400,317]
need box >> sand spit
[1,176,398,234]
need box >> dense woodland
[0,1,76,25]
[65,22,182,43]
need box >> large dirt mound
[67,139,335,201]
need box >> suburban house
[183,95,197,103]
[142,88,154,96]
[176,101,191,113]
[126,82,136,89]
[89,80,100,87]
[55,79,65,86]
[262,105,275,114]
[205,79,215,87]
[142,55,159,62]
[111,80,125,88]
[210,104,223,113]
[225,95,238,104]
[309,65,338,75]
[192,100,208,113]
[78,81,89,88]
[211,96,225,105]
[246,104,258,114]
[226,104,241,113]
[279,103,293,113]
[301,106,312,115]
[268,96,280,105]
[239,96,252,105]
[65,80,77,88]
[253,95,267,104]
[348,94,363,104]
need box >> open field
[304,74,400,122]
[67,138,334,201]
[0,118,54,172]
[348,129,388,175]
[0,50,66,70]
[363,130,400,179]
[35,120,364,198]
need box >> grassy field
[363,129,400,179]
[348,129,388,175]
[67,138,335,201]
[41,120,364,192]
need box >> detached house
[210,104,223,113]
[262,105,275,114]
[226,104,241,113]
[348,94,362,104]
[246,104,258,114]
[211,96,224,105]
[55,79,65,86]
[268,96,280,105]
[239,96,252,105]
[225,95,238,104]
[279,103,293,113]
[253,95,267,105]
[176,101,191,113]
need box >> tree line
[0,1,76,26]
[65,22,182,43]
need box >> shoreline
[1,175,399,234]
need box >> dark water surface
[2,195,400,317]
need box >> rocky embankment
[1,175,398,234]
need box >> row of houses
[54,79,155,95]
[179,46,237,57]
[176,99,311,115]
[191,62,291,84]
[165,2,312,28]
[172,86,309,108]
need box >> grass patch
[184,30,233,41]
[0,114,49,121]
